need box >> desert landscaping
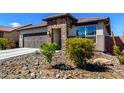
[0,49,124,79]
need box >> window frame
[76,24,97,37]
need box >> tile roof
[0,24,33,32]
[15,14,110,31]
[0,26,15,32]
[43,13,77,21]
[16,22,47,31]
[15,24,32,29]
[77,17,109,23]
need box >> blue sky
[0,13,123,36]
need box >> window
[76,26,85,37]
[86,25,96,35]
[76,25,97,37]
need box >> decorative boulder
[93,58,113,66]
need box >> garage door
[23,32,47,48]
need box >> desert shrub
[0,38,8,50]
[113,45,120,57]
[5,41,16,49]
[121,50,124,56]
[0,38,17,50]
[113,45,124,64]
[40,42,59,63]
[119,57,124,64]
[66,38,95,67]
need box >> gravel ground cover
[0,51,124,79]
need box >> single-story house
[0,26,19,42]
[0,24,32,43]
[16,13,111,52]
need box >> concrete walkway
[0,48,39,60]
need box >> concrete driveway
[0,48,39,60]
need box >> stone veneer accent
[47,24,67,50]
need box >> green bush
[121,50,124,56]
[119,57,124,64]
[0,38,8,50]
[66,38,95,67]
[40,42,59,63]
[113,45,124,64]
[0,38,17,50]
[113,45,120,57]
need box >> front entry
[52,28,61,49]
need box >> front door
[52,28,61,49]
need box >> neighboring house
[0,26,18,42]
[16,13,111,52]
[0,24,32,44]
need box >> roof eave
[16,25,47,31]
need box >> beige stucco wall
[96,22,109,36]
[19,27,48,48]
[3,31,19,42]
[19,27,47,34]
[96,23,104,35]
[96,22,105,51]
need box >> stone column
[47,24,67,50]
[61,24,67,50]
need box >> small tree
[40,42,59,63]
[66,38,95,67]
